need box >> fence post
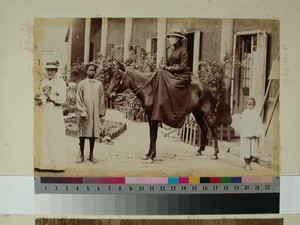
[192,123,197,146]
[227,125,231,141]
[198,125,201,147]
[186,122,190,144]
[189,121,194,145]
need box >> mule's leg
[193,111,208,155]
[148,120,159,163]
[142,118,159,163]
[194,110,219,159]
[204,113,219,160]
[209,126,219,159]
[142,116,153,160]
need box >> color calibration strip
[35,176,279,194]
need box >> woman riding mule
[152,29,192,128]
[108,29,220,163]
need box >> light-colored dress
[34,75,67,170]
[240,108,264,159]
[76,78,105,138]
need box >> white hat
[166,29,186,39]
[45,61,59,69]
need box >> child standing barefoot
[76,62,106,163]
[240,97,264,171]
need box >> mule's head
[107,60,128,99]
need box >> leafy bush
[195,53,245,103]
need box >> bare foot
[146,158,154,164]
[76,156,84,163]
[142,155,149,160]
[196,151,202,156]
[87,157,99,163]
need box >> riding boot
[76,137,85,163]
[88,138,99,163]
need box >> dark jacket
[165,43,191,75]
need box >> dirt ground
[35,110,278,177]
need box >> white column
[84,18,91,64]
[220,19,234,106]
[156,18,167,67]
[100,18,108,57]
[66,19,73,82]
[220,19,234,60]
[124,18,133,60]
[146,38,151,53]
[192,31,201,75]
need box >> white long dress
[34,75,67,171]
[240,108,264,159]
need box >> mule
[107,61,219,163]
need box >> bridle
[110,68,127,93]
[112,66,155,96]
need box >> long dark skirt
[151,68,191,128]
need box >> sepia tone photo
[35,218,283,225]
[34,18,280,177]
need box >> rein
[117,68,155,96]
[132,72,155,95]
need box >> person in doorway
[240,97,264,170]
[34,61,67,172]
[76,62,106,163]
[151,28,192,128]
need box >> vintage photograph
[35,218,283,225]
[34,18,280,177]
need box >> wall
[107,18,125,58]
[71,18,85,64]
[90,18,102,60]
[167,18,223,61]
[131,18,157,48]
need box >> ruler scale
[35,176,280,195]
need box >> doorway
[231,30,267,114]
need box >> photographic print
[34,18,280,177]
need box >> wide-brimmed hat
[85,61,98,69]
[45,61,59,69]
[166,29,186,39]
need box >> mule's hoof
[211,155,218,160]
[146,158,154,164]
[196,151,202,156]
[142,156,149,160]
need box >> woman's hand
[46,96,61,106]
[35,99,43,105]
[82,114,88,121]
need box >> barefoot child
[240,97,264,170]
[76,62,106,163]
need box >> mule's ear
[116,60,126,72]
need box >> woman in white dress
[34,61,67,172]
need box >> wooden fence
[105,98,233,146]
[178,115,232,147]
